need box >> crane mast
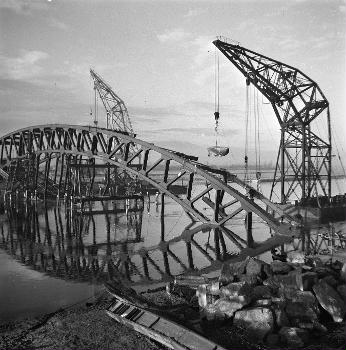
[213,37,332,204]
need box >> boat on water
[105,283,228,350]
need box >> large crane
[213,37,331,205]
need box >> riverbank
[1,284,345,350]
[0,290,163,350]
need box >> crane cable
[245,83,262,184]
[254,87,258,173]
[214,47,220,146]
[244,82,249,182]
[255,89,261,177]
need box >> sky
[0,0,345,168]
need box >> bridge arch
[0,124,299,237]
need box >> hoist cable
[244,83,249,181]
[256,89,261,171]
[214,47,217,114]
[214,47,220,146]
[254,86,258,172]
[332,129,346,178]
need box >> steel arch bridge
[0,124,299,238]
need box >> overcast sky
[0,0,345,166]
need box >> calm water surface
[1,179,345,323]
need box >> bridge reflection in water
[0,197,274,290]
[1,197,344,295]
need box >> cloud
[157,28,191,43]
[190,35,215,67]
[47,17,69,30]
[0,50,49,81]
[183,8,207,18]
[0,0,48,15]
[339,5,346,13]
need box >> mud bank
[0,291,163,350]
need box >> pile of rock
[195,252,346,348]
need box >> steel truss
[213,37,331,204]
[0,124,300,238]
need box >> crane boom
[90,69,134,134]
[213,37,332,204]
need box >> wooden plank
[105,289,228,350]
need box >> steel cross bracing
[213,38,332,204]
[0,124,300,237]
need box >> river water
[0,178,345,324]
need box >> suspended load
[208,145,230,157]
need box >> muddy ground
[0,291,163,350]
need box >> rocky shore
[192,251,346,348]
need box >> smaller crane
[90,69,135,134]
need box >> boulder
[337,284,346,299]
[253,285,272,300]
[246,257,264,277]
[234,307,274,341]
[272,305,290,328]
[263,277,281,292]
[196,285,208,308]
[279,327,309,347]
[275,270,317,291]
[271,260,292,274]
[298,272,318,291]
[219,263,234,285]
[313,266,338,279]
[302,264,313,271]
[297,322,314,330]
[206,281,220,295]
[285,301,318,322]
[287,251,305,264]
[321,275,338,287]
[253,299,272,307]
[307,256,324,268]
[283,290,317,307]
[238,274,258,286]
[271,296,286,307]
[266,333,279,346]
[263,263,273,278]
[274,273,301,290]
[341,263,346,282]
[312,321,327,333]
[331,260,343,272]
[227,257,249,277]
[213,298,244,318]
[202,303,224,321]
[313,280,346,322]
[220,282,252,306]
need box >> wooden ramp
[106,289,227,350]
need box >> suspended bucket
[207,146,230,157]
